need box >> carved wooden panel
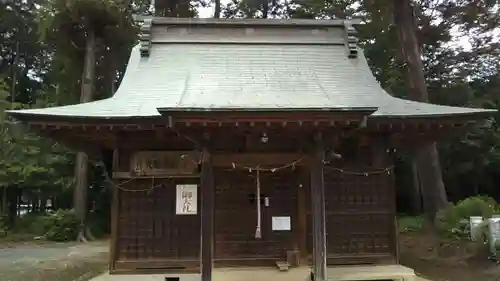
[131,151,199,176]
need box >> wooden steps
[275,261,290,271]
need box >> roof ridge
[133,16,363,27]
[140,18,361,59]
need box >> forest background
[1,0,500,241]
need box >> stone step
[275,261,290,271]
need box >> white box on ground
[488,217,500,254]
[469,216,483,241]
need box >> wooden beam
[310,133,326,281]
[212,153,306,167]
[112,172,201,179]
[37,129,102,158]
[200,146,214,281]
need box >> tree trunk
[17,192,21,217]
[7,186,18,226]
[393,0,448,223]
[33,194,39,213]
[1,187,7,214]
[40,192,47,213]
[214,0,221,18]
[74,29,96,242]
[262,2,269,19]
[409,157,422,214]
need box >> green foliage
[0,213,7,238]
[0,81,73,210]
[37,0,138,102]
[0,0,128,237]
[43,209,80,242]
[14,213,48,235]
[398,215,425,233]
[436,196,498,240]
[37,0,137,45]
[16,210,80,242]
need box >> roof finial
[344,21,359,59]
[140,18,153,57]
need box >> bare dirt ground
[399,233,500,281]
[0,240,108,281]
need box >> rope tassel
[255,168,262,239]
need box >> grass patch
[398,215,425,233]
[0,233,51,248]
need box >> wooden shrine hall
[7,18,496,281]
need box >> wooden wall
[109,136,397,273]
[213,168,300,266]
[305,165,397,265]
[112,178,201,273]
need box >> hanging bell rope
[255,167,262,239]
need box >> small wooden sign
[176,184,198,215]
[131,151,199,176]
[272,216,291,231]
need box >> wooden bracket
[344,21,359,59]
[140,18,153,57]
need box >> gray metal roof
[7,18,495,120]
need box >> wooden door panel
[116,178,200,261]
[214,168,298,260]
[306,166,396,264]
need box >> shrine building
[7,18,496,281]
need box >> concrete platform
[91,265,425,281]
[328,265,416,281]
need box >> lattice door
[306,166,396,264]
[214,169,298,260]
[324,166,395,259]
[116,178,200,261]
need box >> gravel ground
[0,241,109,281]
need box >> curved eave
[5,109,162,124]
[369,96,497,123]
[7,106,378,128]
[366,106,496,139]
[369,109,497,121]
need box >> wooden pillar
[109,182,119,273]
[371,136,387,167]
[200,147,214,281]
[296,177,308,262]
[311,133,327,281]
[371,136,399,263]
[109,149,119,273]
